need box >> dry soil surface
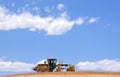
[1,72,120,77]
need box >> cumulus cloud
[1,58,119,72]
[0,3,99,35]
[36,59,47,64]
[0,58,49,72]
[0,5,84,35]
[57,3,64,11]
[0,59,34,72]
[88,17,99,24]
[76,59,120,72]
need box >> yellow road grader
[33,58,75,72]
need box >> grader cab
[33,58,75,72]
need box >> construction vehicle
[33,58,75,72]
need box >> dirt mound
[1,72,120,77]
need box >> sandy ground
[1,72,120,77]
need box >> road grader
[33,58,75,72]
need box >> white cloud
[1,58,119,72]
[0,59,34,72]
[88,17,99,24]
[75,17,84,25]
[0,58,48,72]
[36,59,47,64]
[0,5,84,35]
[43,6,55,13]
[32,7,40,12]
[76,59,120,72]
[0,4,99,35]
[57,3,64,11]
[0,58,49,72]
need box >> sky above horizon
[0,0,120,76]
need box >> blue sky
[0,0,120,76]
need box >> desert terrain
[1,72,120,77]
